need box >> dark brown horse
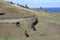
[28,16,38,31]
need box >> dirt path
[0,18,25,24]
[48,15,55,18]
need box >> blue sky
[5,0,60,8]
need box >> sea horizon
[31,7,60,13]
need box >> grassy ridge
[0,1,60,40]
[0,1,35,19]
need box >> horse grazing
[28,16,38,31]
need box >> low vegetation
[0,13,5,15]
[0,1,34,19]
[0,0,60,40]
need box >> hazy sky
[5,0,60,8]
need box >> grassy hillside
[0,0,4,1]
[49,13,60,22]
[0,1,35,19]
[0,1,60,40]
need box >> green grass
[0,12,60,40]
[0,1,35,19]
[0,19,28,40]
[0,0,4,1]
[0,1,60,40]
[0,37,5,40]
[52,13,60,22]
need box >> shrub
[16,22,20,27]
[0,13,5,15]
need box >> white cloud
[5,0,60,7]
[46,0,53,3]
[42,0,60,3]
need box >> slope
[0,1,35,19]
[0,1,60,40]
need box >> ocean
[32,8,60,12]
